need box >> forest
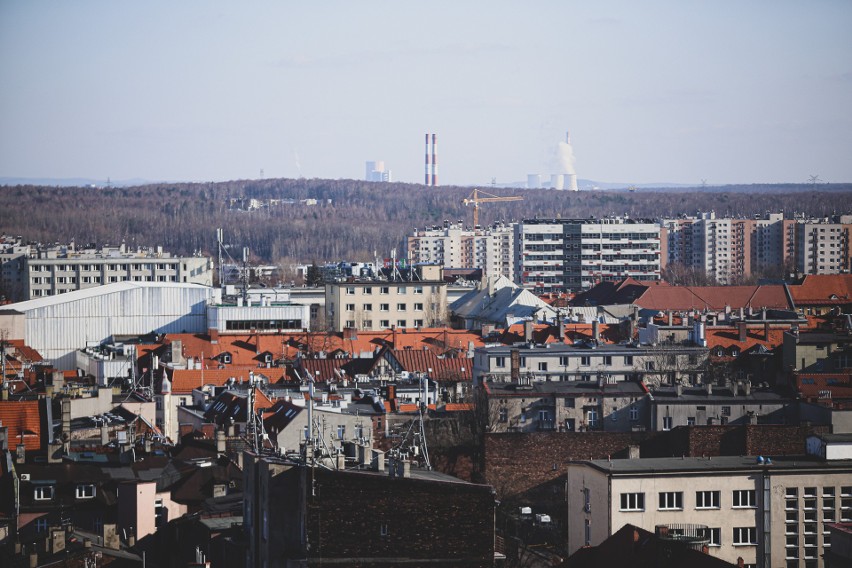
[2,178,850,279]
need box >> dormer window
[221,353,232,364]
[264,353,272,364]
[731,348,739,358]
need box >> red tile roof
[0,400,41,451]
[794,372,852,399]
[391,350,473,382]
[790,274,852,306]
[705,328,787,351]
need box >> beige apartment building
[0,239,213,301]
[406,221,515,281]
[567,442,852,568]
[324,265,447,332]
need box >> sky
[1,1,851,187]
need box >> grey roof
[451,276,556,325]
[487,380,647,397]
[650,386,791,404]
[809,433,852,444]
[576,455,852,475]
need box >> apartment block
[796,218,852,275]
[0,239,213,302]
[566,446,852,568]
[515,217,661,293]
[324,265,447,332]
[407,221,515,281]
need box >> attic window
[264,353,272,363]
[221,354,232,364]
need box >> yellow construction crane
[462,188,523,228]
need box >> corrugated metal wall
[23,284,214,370]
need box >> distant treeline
[1,179,850,271]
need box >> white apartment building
[406,221,515,281]
[514,217,661,293]
[0,239,213,301]
[567,446,852,568]
[796,218,852,275]
[324,265,447,332]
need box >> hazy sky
[1,1,851,186]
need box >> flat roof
[575,455,852,476]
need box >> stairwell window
[620,492,645,512]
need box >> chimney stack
[431,133,438,187]
[524,320,534,343]
[764,322,770,341]
[424,133,431,186]
[737,321,747,342]
[592,320,600,343]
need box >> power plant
[424,133,438,186]
[528,131,579,191]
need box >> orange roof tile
[790,275,852,306]
[0,400,41,451]
[705,328,786,350]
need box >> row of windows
[494,355,636,368]
[34,484,96,500]
[344,319,425,329]
[619,490,755,512]
[30,263,178,272]
[345,285,431,295]
[344,303,425,312]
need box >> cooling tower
[527,174,541,189]
[566,173,578,191]
[551,174,564,190]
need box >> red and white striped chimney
[431,133,438,186]
[424,133,431,186]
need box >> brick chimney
[738,321,747,342]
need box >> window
[414,302,424,311]
[586,409,598,429]
[645,361,655,371]
[414,285,423,294]
[345,286,355,295]
[34,485,54,500]
[380,286,389,294]
[379,303,389,311]
[722,406,731,416]
[363,303,372,311]
[702,527,721,547]
[687,416,696,426]
[658,491,683,510]
[602,356,612,366]
[499,407,508,422]
[620,492,645,511]
[559,356,570,366]
[733,490,756,508]
[380,523,388,536]
[413,319,423,327]
[396,320,406,328]
[733,527,757,545]
[662,416,673,430]
[379,320,390,328]
[364,287,372,295]
[36,517,49,533]
[337,425,345,440]
[345,320,356,328]
[495,356,506,368]
[345,303,355,311]
[76,484,96,499]
[629,407,639,421]
[397,303,406,311]
[581,356,591,366]
[538,362,548,372]
[624,355,633,365]
[397,286,407,294]
[696,490,720,509]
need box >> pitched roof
[573,279,791,311]
[0,400,41,451]
[790,274,852,306]
[391,350,473,382]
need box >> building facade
[566,453,852,568]
[324,265,447,332]
[407,222,515,281]
[514,217,661,294]
[0,239,213,302]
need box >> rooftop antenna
[245,371,268,453]
[241,247,250,303]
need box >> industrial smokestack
[431,133,438,186]
[424,133,431,186]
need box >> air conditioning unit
[20,474,30,481]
